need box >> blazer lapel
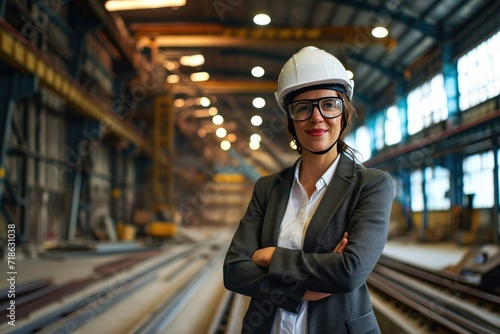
[261,162,296,247]
[303,154,355,253]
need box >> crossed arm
[251,232,349,301]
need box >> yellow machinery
[146,221,177,238]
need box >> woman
[223,46,394,334]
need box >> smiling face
[290,89,343,156]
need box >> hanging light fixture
[371,26,389,38]
[105,0,187,11]
[254,13,271,26]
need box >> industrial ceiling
[102,0,497,179]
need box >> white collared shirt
[271,156,340,334]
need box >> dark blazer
[223,153,395,334]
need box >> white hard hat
[275,46,354,111]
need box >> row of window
[347,30,500,210]
[348,30,500,161]
[410,151,496,210]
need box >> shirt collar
[294,154,341,188]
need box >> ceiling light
[346,70,354,80]
[192,109,212,118]
[220,140,231,151]
[200,97,211,107]
[254,13,271,26]
[253,97,265,109]
[212,115,224,125]
[251,66,265,78]
[174,98,185,108]
[371,26,388,38]
[167,74,180,83]
[163,60,178,71]
[208,107,218,116]
[105,0,187,11]
[180,54,205,67]
[249,141,260,150]
[190,72,210,82]
[197,128,206,138]
[216,128,227,138]
[251,115,263,126]
[250,134,261,143]
[226,133,237,142]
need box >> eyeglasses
[288,97,343,121]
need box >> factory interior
[0,0,499,333]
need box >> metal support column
[442,43,460,124]
[110,147,125,225]
[0,73,33,243]
[399,169,413,232]
[153,94,175,217]
[0,74,16,210]
[0,0,6,18]
[67,170,82,241]
[396,82,408,143]
[493,130,499,244]
[447,153,464,207]
[421,168,428,239]
[66,118,94,240]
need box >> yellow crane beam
[173,80,277,95]
[132,24,397,50]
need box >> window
[410,167,451,212]
[355,125,371,162]
[457,32,500,111]
[463,151,494,208]
[425,166,450,210]
[410,169,424,212]
[458,30,500,111]
[407,74,448,135]
[374,112,384,151]
[385,105,402,146]
[345,133,355,150]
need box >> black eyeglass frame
[287,96,344,122]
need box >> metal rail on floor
[5,242,207,334]
[369,256,500,334]
[207,290,234,334]
[130,241,228,334]
[378,256,500,305]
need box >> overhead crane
[131,23,397,50]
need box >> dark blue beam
[324,0,441,40]
[347,52,403,80]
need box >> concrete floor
[0,229,478,333]
[382,240,468,270]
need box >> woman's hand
[252,233,349,300]
[333,232,348,253]
[303,290,332,301]
[251,247,276,268]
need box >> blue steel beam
[442,44,460,118]
[0,0,6,18]
[227,149,261,183]
[67,169,82,241]
[324,0,441,40]
[347,52,403,80]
